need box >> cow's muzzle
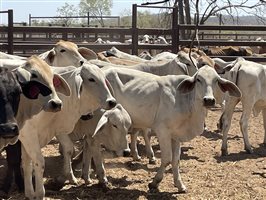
[0,123,19,138]
[203,96,216,107]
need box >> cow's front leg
[32,154,45,200]
[143,129,156,164]
[56,134,78,185]
[130,130,141,161]
[92,142,108,185]
[148,131,171,190]
[82,140,93,184]
[171,139,186,192]
[21,145,35,199]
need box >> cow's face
[77,63,116,112]
[177,65,241,108]
[17,55,71,113]
[92,104,132,156]
[0,68,21,140]
[46,40,97,67]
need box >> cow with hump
[101,65,241,192]
[18,63,116,200]
[0,55,71,194]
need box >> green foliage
[79,0,113,26]
[55,3,79,26]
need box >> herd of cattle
[0,40,266,199]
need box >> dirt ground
[0,105,265,200]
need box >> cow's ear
[75,74,83,99]
[20,81,52,100]
[92,114,108,138]
[78,47,97,60]
[218,77,242,98]
[16,67,31,83]
[53,74,71,97]
[177,75,196,94]
[47,49,56,64]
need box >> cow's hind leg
[262,109,266,145]
[171,139,186,192]
[240,102,253,153]
[148,131,171,190]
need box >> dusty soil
[0,105,265,200]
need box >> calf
[19,63,116,199]
[57,104,132,185]
[103,66,241,192]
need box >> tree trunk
[178,0,186,39]
[184,0,192,39]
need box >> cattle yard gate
[1,4,266,62]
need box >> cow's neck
[16,96,41,129]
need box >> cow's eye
[88,78,95,82]
[112,124,118,128]
[197,78,201,83]
[60,49,66,53]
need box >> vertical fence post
[29,14,32,39]
[7,9,14,54]
[171,6,178,54]
[132,4,138,55]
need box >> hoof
[178,189,187,194]
[133,155,141,161]
[148,182,158,190]
[84,178,92,185]
[69,177,78,185]
[149,158,156,165]
[221,149,228,156]
[245,148,253,154]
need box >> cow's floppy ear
[75,74,83,99]
[47,49,56,64]
[20,81,52,100]
[53,74,71,97]
[177,74,197,94]
[78,47,97,60]
[92,114,108,138]
[218,77,242,98]
[15,67,31,83]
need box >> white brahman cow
[0,56,71,193]
[18,63,116,199]
[220,57,266,155]
[102,65,241,192]
[1,40,98,69]
[57,103,132,185]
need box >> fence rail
[1,6,266,62]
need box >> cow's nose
[108,99,117,109]
[50,100,62,111]
[80,60,84,66]
[203,97,215,107]
[0,123,19,138]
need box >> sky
[0,0,159,24]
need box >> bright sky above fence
[0,0,159,25]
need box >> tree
[55,3,79,26]
[79,0,113,27]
